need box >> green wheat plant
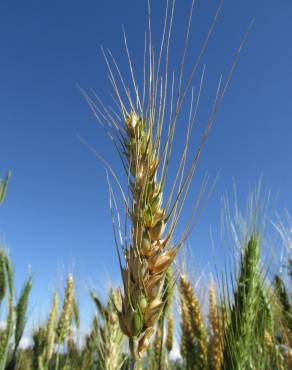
[0,173,15,370]
[90,288,125,370]
[222,233,262,369]
[0,250,15,370]
[220,189,289,370]
[0,172,33,370]
[5,275,33,370]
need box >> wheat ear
[0,252,14,370]
[45,292,59,364]
[208,287,223,370]
[222,233,261,369]
[179,274,207,370]
[15,276,33,350]
[0,171,11,205]
[56,274,74,344]
[82,0,249,365]
[91,289,125,370]
[5,275,33,370]
[55,274,74,370]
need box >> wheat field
[0,1,291,369]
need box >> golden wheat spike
[208,287,223,370]
[179,274,208,369]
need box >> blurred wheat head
[0,171,11,206]
[90,288,125,370]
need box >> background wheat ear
[0,250,14,370]
[42,291,59,367]
[0,175,15,370]
[0,171,11,205]
[208,286,223,370]
[0,251,7,308]
[221,230,289,369]
[90,288,125,370]
[152,266,175,370]
[5,275,33,370]
[179,273,208,370]
[56,274,74,345]
[222,231,261,370]
[54,273,74,370]
[14,276,33,349]
[274,274,292,332]
[32,326,47,370]
[80,315,99,370]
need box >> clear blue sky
[0,0,291,325]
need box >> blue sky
[0,0,291,326]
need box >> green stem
[129,338,142,370]
[54,347,60,370]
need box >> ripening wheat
[81,1,245,367]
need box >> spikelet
[72,298,80,330]
[163,267,175,316]
[179,274,207,370]
[56,274,74,344]
[208,287,223,370]
[45,292,59,363]
[166,315,174,353]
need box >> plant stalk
[130,338,143,370]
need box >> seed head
[56,274,74,343]
[208,287,223,370]
[46,292,59,362]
